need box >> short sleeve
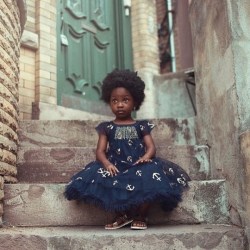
[95,122,109,135]
[139,120,155,136]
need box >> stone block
[16,145,208,183]
[18,118,196,148]
[0,161,17,177]
[240,130,250,227]
[0,189,4,201]
[21,30,39,50]
[0,224,245,250]
[0,175,4,189]
[3,180,229,227]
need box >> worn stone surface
[32,102,113,121]
[18,118,196,148]
[189,0,246,230]
[0,202,3,217]
[0,176,4,190]
[0,189,4,201]
[240,130,250,235]
[16,145,209,183]
[0,225,246,250]
[3,180,229,227]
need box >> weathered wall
[0,0,26,225]
[190,0,250,239]
[227,0,250,241]
[154,72,195,118]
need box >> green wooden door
[57,0,133,114]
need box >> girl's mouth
[117,110,126,115]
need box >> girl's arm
[96,133,119,176]
[134,134,156,165]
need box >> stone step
[3,180,229,227]
[18,118,196,148]
[0,225,245,250]
[16,145,209,183]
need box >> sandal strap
[115,214,130,225]
[105,214,133,229]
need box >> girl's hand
[105,164,119,177]
[134,157,152,165]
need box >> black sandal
[105,214,133,230]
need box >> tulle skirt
[64,157,190,212]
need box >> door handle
[123,0,131,16]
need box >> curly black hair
[101,69,145,110]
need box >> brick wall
[0,0,26,225]
[131,0,160,119]
[131,0,159,73]
[19,0,56,119]
[35,1,57,105]
[19,0,36,119]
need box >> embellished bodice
[96,120,155,170]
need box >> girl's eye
[112,99,118,104]
[123,98,129,103]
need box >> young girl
[64,69,190,230]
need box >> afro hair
[101,69,145,110]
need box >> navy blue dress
[64,120,190,212]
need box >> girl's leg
[131,203,150,229]
[138,202,150,218]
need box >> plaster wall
[227,0,250,241]
[189,0,244,227]
[227,1,250,132]
[154,72,195,119]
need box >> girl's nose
[117,101,124,107]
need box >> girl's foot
[131,218,147,230]
[105,214,133,230]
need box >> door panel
[57,0,133,113]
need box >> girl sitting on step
[64,69,190,230]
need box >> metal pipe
[166,0,176,72]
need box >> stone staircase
[1,118,246,249]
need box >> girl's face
[109,87,135,121]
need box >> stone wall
[190,0,250,241]
[0,0,26,225]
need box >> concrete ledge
[0,225,245,250]
[32,102,113,121]
[18,118,196,148]
[16,145,209,182]
[3,180,230,227]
